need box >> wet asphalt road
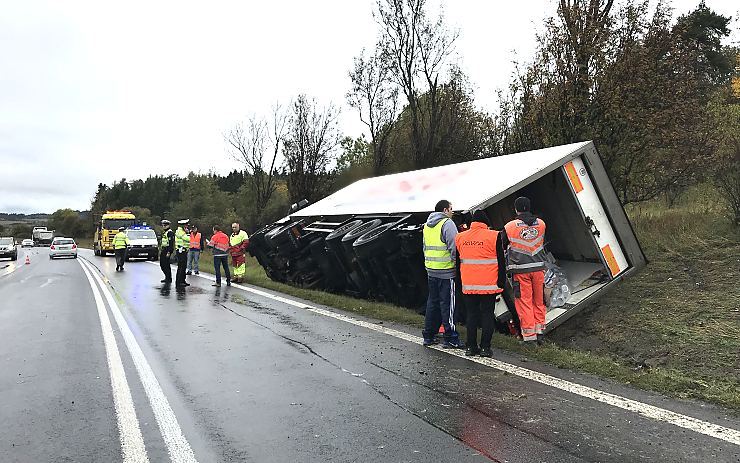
[1,247,738,462]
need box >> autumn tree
[283,95,341,203]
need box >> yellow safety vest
[175,227,190,250]
[112,232,129,250]
[423,219,454,270]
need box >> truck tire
[352,223,397,259]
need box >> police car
[124,226,159,261]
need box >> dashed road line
[82,259,198,463]
[78,259,149,462]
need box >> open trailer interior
[250,141,647,333]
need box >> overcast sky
[1,0,737,213]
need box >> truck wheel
[100,250,106,256]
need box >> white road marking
[78,260,149,462]
[39,278,53,288]
[82,259,198,463]
[175,266,740,447]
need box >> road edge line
[82,259,198,463]
[78,259,149,462]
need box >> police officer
[174,219,191,287]
[159,219,175,283]
[112,226,130,272]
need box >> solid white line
[82,259,198,463]
[180,267,740,447]
[78,260,149,463]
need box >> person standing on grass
[502,196,548,344]
[229,222,249,283]
[455,210,506,357]
[186,224,204,276]
[207,225,231,287]
[421,199,464,349]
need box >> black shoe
[479,348,493,357]
[226,281,231,286]
[212,283,221,287]
[465,347,480,356]
[161,279,167,283]
[186,271,192,275]
[194,271,199,275]
[423,338,440,347]
[184,282,190,286]
[536,335,545,345]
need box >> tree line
[37,0,740,240]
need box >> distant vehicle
[21,239,34,247]
[124,226,159,261]
[49,237,77,259]
[36,229,55,247]
[94,210,136,256]
[32,227,49,246]
[0,237,18,261]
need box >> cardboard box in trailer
[250,141,647,333]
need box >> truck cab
[124,226,159,261]
[94,211,136,256]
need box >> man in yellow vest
[112,226,130,272]
[174,219,191,287]
[159,219,175,284]
[229,222,249,283]
[422,199,464,348]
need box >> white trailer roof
[294,141,593,217]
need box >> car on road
[21,239,34,247]
[0,237,18,261]
[124,226,159,261]
[49,237,77,259]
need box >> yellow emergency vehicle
[94,210,136,256]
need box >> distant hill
[0,213,51,221]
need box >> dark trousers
[115,249,126,269]
[214,255,231,284]
[175,251,188,285]
[160,251,172,282]
[464,293,497,349]
[422,276,458,342]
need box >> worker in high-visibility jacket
[159,219,175,284]
[501,196,548,344]
[421,199,464,348]
[174,219,191,287]
[229,223,249,283]
[186,224,204,276]
[112,226,130,272]
[455,210,505,357]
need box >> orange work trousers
[513,271,546,341]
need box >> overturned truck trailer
[249,141,647,333]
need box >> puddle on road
[229,293,311,333]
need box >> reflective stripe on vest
[455,223,501,294]
[504,218,547,274]
[175,228,190,249]
[423,219,454,270]
[113,233,128,250]
[160,230,170,249]
[189,232,201,250]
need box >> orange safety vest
[455,222,502,294]
[189,232,201,250]
[504,218,547,273]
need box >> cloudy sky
[1,0,737,213]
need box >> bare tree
[375,0,458,168]
[347,49,399,175]
[225,104,288,215]
[283,95,341,203]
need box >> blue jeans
[213,255,230,284]
[422,276,459,342]
[187,249,201,272]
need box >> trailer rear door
[562,156,629,278]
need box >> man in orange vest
[455,210,505,357]
[186,224,204,276]
[501,196,548,344]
